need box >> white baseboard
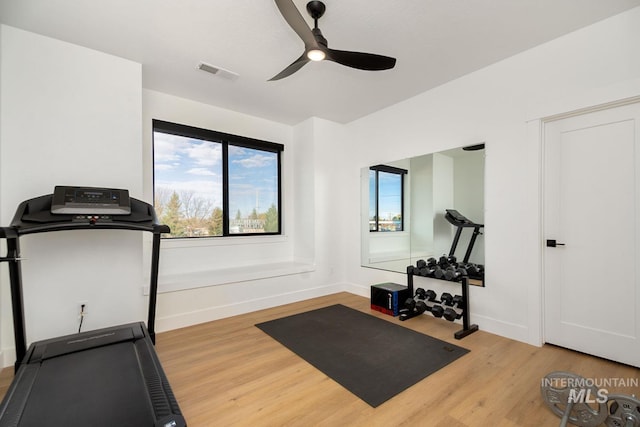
[467,313,533,345]
[155,283,346,333]
[342,282,370,298]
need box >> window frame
[369,164,407,232]
[152,119,284,238]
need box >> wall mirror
[361,145,485,286]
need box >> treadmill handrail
[1,193,170,369]
[10,194,169,235]
[0,227,18,239]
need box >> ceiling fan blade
[274,0,318,48]
[268,53,310,81]
[325,49,396,71]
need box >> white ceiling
[1,0,639,125]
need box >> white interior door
[544,100,640,367]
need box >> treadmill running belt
[19,342,153,426]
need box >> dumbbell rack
[406,269,479,339]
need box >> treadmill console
[71,214,114,224]
[445,209,468,224]
[51,186,131,215]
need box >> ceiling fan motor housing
[307,1,326,21]
[312,28,328,47]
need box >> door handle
[546,239,566,248]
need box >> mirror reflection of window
[378,172,402,231]
[369,170,377,231]
[369,165,408,232]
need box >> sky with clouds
[154,132,278,218]
[369,170,402,221]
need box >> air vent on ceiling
[197,62,239,81]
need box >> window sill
[154,260,315,293]
[159,234,288,249]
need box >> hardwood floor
[1,292,638,426]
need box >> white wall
[409,154,434,258]
[452,152,485,264]
[142,93,346,331]
[344,7,640,345]
[431,153,454,256]
[305,117,351,284]
[0,25,144,364]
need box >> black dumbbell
[426,257,437,267]
[420,266,435,277]
[443,307,462,321]
[415,301,427,315]
[462,263,484,278]
[439,254,457,267]
[452,295,464,308]
[424,265,438,277]
[443,266,456,280]
[440,292,453,306]
[444,267,468,281]
[416,259,427,269]
[434,266,446,279]
[461,263,477,275]
[415,288,426,299]
[404,297,416,311]
[458,267,468,277]
[424,289,437,301]
[431,304,444,318]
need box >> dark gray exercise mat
[255,304,469,407]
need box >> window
[153,120,283,238]
[369,165,407,232]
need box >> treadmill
[0,187,186,427]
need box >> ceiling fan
[269,0,396,81]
